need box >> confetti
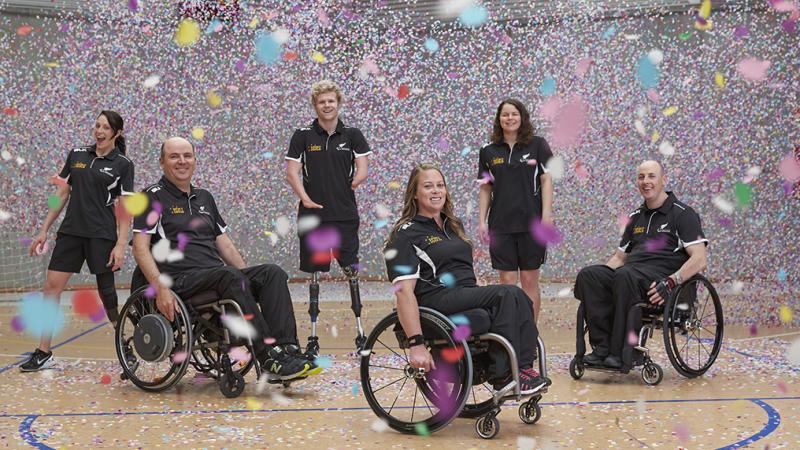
[220,314,257,339]
[174,19,201,47]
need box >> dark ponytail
[98,110,126,155]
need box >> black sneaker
[19,349,55,372]
[283,343,315,362]
[583,352,607,366]
[262,346,314,381]
[518,367,550,395]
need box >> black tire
[475,415,500,439]
[641,362,663,386]
[360,309,472,435]
[663,275,724,378]
[519,399,542,424]
[569,357,585,380]
[219,372,246,398]
[115,288,193,392]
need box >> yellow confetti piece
[714,72,726,89]
[662,106,678,116]
[264,231,274,236]
[651,131,660,143]
[699,0,711,18]
[191,127,205,140]
[174,19,200,47]
[387,181,402,189]
[311,51,327,63]
[247,17,260,28]
[779,306,793,324]
[123,192,149,216]
[246,397,263,410]
[206,89,222,108]
[44,62,60,68]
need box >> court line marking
[0,322,107,375]
[13,397,790,450]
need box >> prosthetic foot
[343,265,366,351]
[306,271,321,359]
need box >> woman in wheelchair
[384,163,550,395]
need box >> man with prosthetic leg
[286,80,371,357]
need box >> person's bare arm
[215,233,246,269]
[540,173,554,224]
[395,279,436,372]
[133,233,179,321]
[478,183,492,244]
[286,160,322,209]
[108,207,130,271]
[605,249,627,269]
[351,155,369,190]
[29,184,70,255]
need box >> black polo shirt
[286,118,372,221]
[619,191,708,273]
[384,214,476,300]
[57,145,135,242]
[477,136,553,233]
[132,176,227,275]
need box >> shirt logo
[337,142,351,152]
[170,206,185,214]
[99,167,114,177]
[633,226,645,234]
[426,235,442,245]
[657,223,671,233]
[491,157,505,166]
[198,205,211,216]
[72,162,87,169]
[308,144,322,152]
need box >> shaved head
[160,137,195,158]
[637,160,664,177]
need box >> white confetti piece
[374,203,391,219]
[143,75,160,88]
[157,273,173,288]
[712,196,734,214]
[647,48,664,65]
[330,324,338,338]
[297,215,320,234]
[557,287,573,297]
[275,216,291,237]
[634,119,646,137]
[272,28,290,44]
[517,436,537,450]
[635,397,646,417]
[0,209,11,222]
[151,239,171,262]
[547,155,564,181]
[370,418,389,432]
[220,314,257,340]
[787,338,800,365]
[658,140,675,156]
[1,150,11,161]
[270,390,292,406]
[731,280,744,294]
[166,250,184,262]
[384,249,398,260]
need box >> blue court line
[0,322,108,375]
[11,397,792,450]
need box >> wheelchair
[569,274,724,385]
[115,286,265,398]
[360,306,548,439]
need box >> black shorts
[489,232,547,271]
[298,219,359,273]
[48,233,115,274]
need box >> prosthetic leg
[343,265,367,351]
[306,271,321,358]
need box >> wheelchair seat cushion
[185,291,220,305]
[458,308,491,335]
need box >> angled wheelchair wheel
[459,347,495,419]
[662,275,724,378]
[190,312,256,380]
[115,287,193,392]
[360,309,472,435]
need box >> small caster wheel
[569,357,584,380]
[641,363,663,386]
[518,400,542,424]
[475,414,500,439]
[219,372,245,398]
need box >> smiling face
[94,114,119,152]
[499,102,521,135]
[313,91,340,123]
[636,160,666,204]
[415,169,446,217]
[160,138,196,187]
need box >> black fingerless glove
[655,277,676,301]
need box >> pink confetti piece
[171,351,188,363]
[530,218,563,246]
[737,57,771,81]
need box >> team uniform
[477,136,553,271]
[131,177,308,375]
[574,191,708,360]
[384,214,542,387]
[49,145,134,274]
[286,119,371,272]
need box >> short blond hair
[311,79,343,105]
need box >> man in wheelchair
[384,163,549,395]
[574,160,708,369]
[130,137,320,382]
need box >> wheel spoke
[376,337,409,364]
[372,375,407,395]
[368,364,406,371]
[387,377,409,415]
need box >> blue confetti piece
[637,54,660,89]
[460,146,471,156]
[602,25,617,39]
[449,314,470,326]
[393,264,414,275]
[424,38,439,53]
[351,382,359,396]
[777,269,787,282]
[459,5,488,28]
[262,151,274,158]
[205,19,222,35]
[374,218,389,229]
[17,292,65,337]
[539,76,556,96]
[439,272,456,288]
[314,356,333,369]
[254,32,281,65]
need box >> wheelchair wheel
[641,362,663,386]
[360,309,472,435]
[218,372,246,398]
[569,357,585,379]
[115,287,193,392]
[663,275,724,378]
[459,383,496,419]
[475,413,500,439]
[518,396,542,424]
[191,340,255,380]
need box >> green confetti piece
[734,182,752,207]
[678,31,693,41]
[47,194,62,210]
[414,422,430,436]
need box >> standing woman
[21,111,134,372]
[477,99,553,322]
